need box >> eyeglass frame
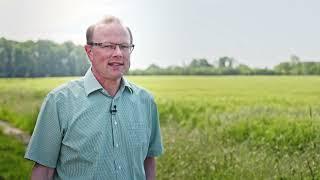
[87,42,135,54]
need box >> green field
[1,76,320,179]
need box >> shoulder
[126,80,155,101]
[46,77,85,102]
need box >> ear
[84,45,93,62]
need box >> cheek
[93,54,110,64]
[125,56,130,63]
[124,58,130,68]
[92,58,104,67]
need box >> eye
[119,45,130,50]
[102,44,116,49]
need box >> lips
[108,62,124,66]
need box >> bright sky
[1,0,319,69]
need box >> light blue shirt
[25,69,163,180]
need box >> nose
[112,45,123,57]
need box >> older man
[25,16,163,180]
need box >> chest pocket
[127,122,148,148]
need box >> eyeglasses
[88,42,135,54]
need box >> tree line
[0,38,319,77]
[130,55,320,75]
[0,38,90,77]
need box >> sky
[0,0,319,69]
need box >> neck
[92,71,121,97]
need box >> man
[25,15,163,180]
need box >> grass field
[1,76,320,179]
[0,131,32,179]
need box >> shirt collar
[84,68,134,96]
[122,77,134,94]
[84,68,103,96]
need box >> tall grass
[1,76,320,179]
[0,130,33,179]
[0,77,74,133]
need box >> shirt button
[118,166,121,170]
[116,143,119,147]
[114,121,117,125]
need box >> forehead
[92,23,130,43]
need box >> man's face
[87,23,131,81]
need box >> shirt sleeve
[147,98,164,157]
[24,93,63,168]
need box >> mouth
[108,62,124,67]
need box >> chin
[109,73,124,80]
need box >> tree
[274,62,291,75]
[237,64,252,75]
[218,56,234,68]
[0,38,90,77]
[189,58,212,68]
[290,54,300,65]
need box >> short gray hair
[86,15,133,44]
